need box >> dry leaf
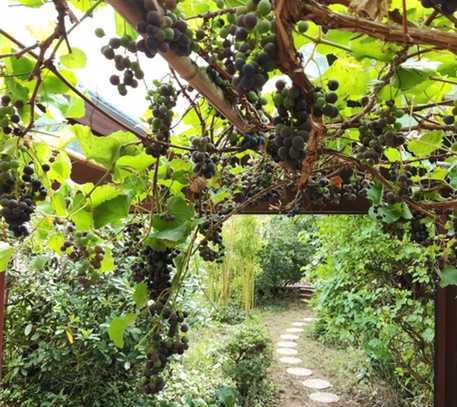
[190,177,207,194]
[349,0,391,20]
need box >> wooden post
[0,271,6,378]
[435,285,457,407]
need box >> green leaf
[64,96,85,119]
[5,77,29,100]
[408,132,443,156]
[0,242,14,272]
[108,313,136,348]
[60,48,87,69]
[71,209,93,231]
[168,196,195,223]
[384,148,402,162]
[114,152,154,181]
[93,195,129,228]
[367,183,383,204]
[48,233,65,254]
[133,282,148,308]
[16,0,45,7]
[440,266,457,287]
[91,185,121,207]
[48,152,71,183]
[449,166,457,189]
[148,222,192,244]
[73,125,136,168]
[99,248,114,273]
[114,12,138,39]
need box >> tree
[256,216,314,300]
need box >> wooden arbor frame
[0,1,456,406]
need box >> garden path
[260,300,390,407]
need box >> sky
[1,1,170,121]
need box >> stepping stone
[286,367,313,377]
[302,378,332,390]
[303,317,316,322]
[286,328,304,333]
[276,347,298,356]
[292,322,308,327]
[276,341,297,348]
[280,334,299,340]
[279,356,302,364]
[309,392,340,403]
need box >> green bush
[309,216,435,407]
[222,319,274,407]
[1,252,149,407]
[1,251,238,407]
[256,216,315,301]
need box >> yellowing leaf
[66,328,74,344]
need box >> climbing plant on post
[0,0,456,404]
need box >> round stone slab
[286,367,313,377]
[309,392,340,403]
[292,322,308,327]
[279,356,302,364]
[280,334,299,340]
[303,317,316,322]
[303,378,332,390]
[276,341,297,348]
[286,328,304,333]
[276,347,298,356]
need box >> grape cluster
[191,136,217,179]
[198,213,225,262]
[356,101,405,164]
[421,0,457,15]
[268,81,311,169]
[239,161,280,201]
[291,171,369,214]
[130,246,189,395]
[1,95,25,137]
[410,213,431,245]
[145,82,177,157]
[238,132,265,151]
[135,1,193,59]
[312,80,340,119]
[61,238,106,269]
[96,30,144,96]
[206,67,232,98]
[0,159,47,237]
[228,1,278,96]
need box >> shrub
[256,216,315,301]
[222,319,274,406]
[1,252,148,407]
[309,216,435,407]
[1,251,237,407]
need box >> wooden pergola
[47,98,457,407]
[0,1,456,406]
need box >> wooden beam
[435,286,457,407]
[0,271,6,378]
[106,0,254,133]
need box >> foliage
[255,216,315,301]
[222,318,274,407]
[204,216,263,312]
[1,247,240,407]
[308,216,436,407]
[0,0,456,402]
[1,252,148,407]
